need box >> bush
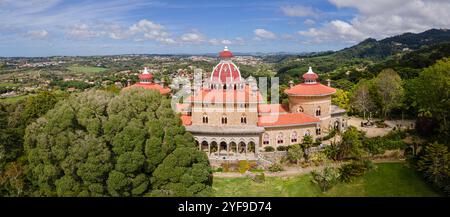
[309,151,328,166]
[268,163,283,172]
[322,130,337,141]
[311,167,340,192]
[339,160,374,182]
[276,146,287,151]
[238,160,250,173]
[363,136,407,156]
[215,167,223,172]
[264,146,275,152]
[254,173,265,183]
[222,162,231,172]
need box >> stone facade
[178,48,347,160]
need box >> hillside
[334,29,450,60]
[275,28,450,83]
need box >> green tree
[374,69,404,118]
[350,79,376,120]
[24,89,212,197]
[409,58,450,138]
[286,144,303,164]
[332,88,350,110]
[310,167,340,192]
[339,126,365,159]
[417,142,450,186]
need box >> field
[0,94,32,103]
[0,83,20,88]
[67,65,108,74]
[213,163,441,197]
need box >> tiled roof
[185,85,263,103]
[257,112,319,127]
[257,104,288,114]
[284,83,336,96]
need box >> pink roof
[186,85,263,103]
[123,83,171,95]
[258,104,288,114]
[284,83,336,96]
[219,50,233,58]
[257,113,319,127]
[139,73,153,80]
[302,73,318,80]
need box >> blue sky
[0,0,449,56]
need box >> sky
[0,0,449,56]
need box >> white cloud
[304,19,316,25]
[281,5,318,17]
[68,24,102,39]
[26,29,48,38]
[180,32,205,43]
[299,0,450,44]
[254,28,276,40]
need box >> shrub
[215,167,223,172]
[311,167,340,192]
[309,151,328,166]
[264,146,275,152]
[276,146,287,151]
[222,162,231,172]
[254,173,265,183]
[324,142,340,161]
[363,136,407,156]
[268,163,283,172]
[339,160,374,182]
[286,144,303,164]
[238,160,257,173]
[322,130,337,141]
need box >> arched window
[316,127,321,135]
[316,106,321,116]
[277,133,284,144]
[296,106,304,113]
[221,115,228,124]
[202,113,208,124]
[291,131,298,143]
[240,114,247,124]
[263,133,269,145]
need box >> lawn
[0,83,20,88]
[213,162,441,197]
[67,65,108,74]
[0,94,32,103]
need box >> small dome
[302,66,318,81]
[219,46,233,58]
[139,67,153,80]
[210,47,242,83]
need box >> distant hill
[333,29,450,60]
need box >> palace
[128,47,347,160]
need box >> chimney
[289,80,294,88]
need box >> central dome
[210,46,242,83]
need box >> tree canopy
[24,88,212,196]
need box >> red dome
[219,46,233,58]
[139,73,153,80]
[139,67,153,81]
[302,66,319,81]
[302,73,318,80]
[210,61,241,83]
